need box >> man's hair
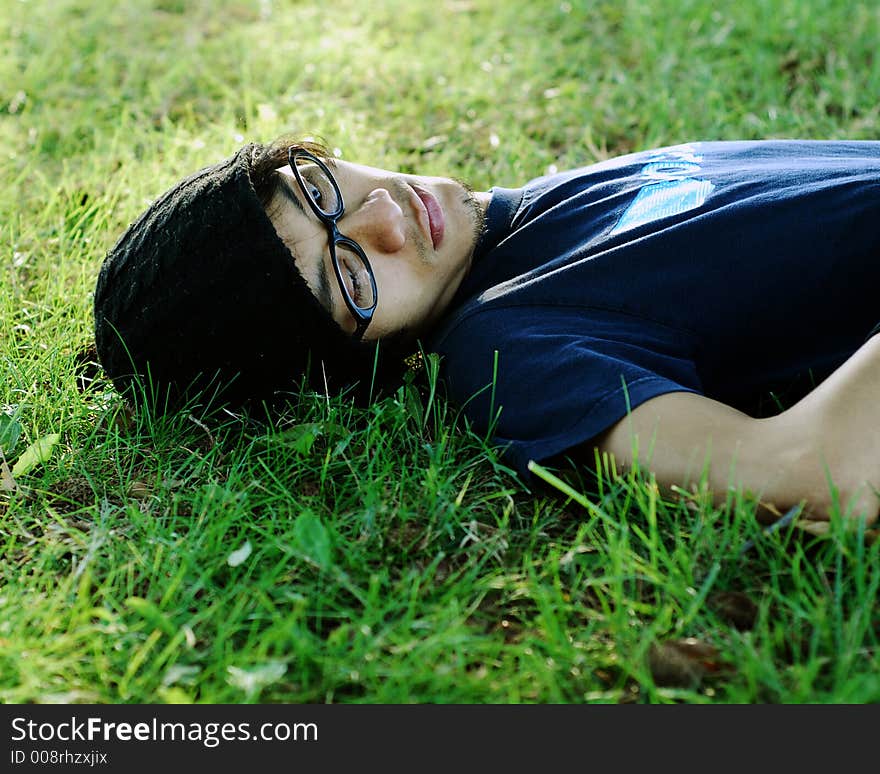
[93,136,415,414]
[248,134,330,210]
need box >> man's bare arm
[593,336,880,526]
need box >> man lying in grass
[93,137,880,534]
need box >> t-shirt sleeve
[435,304,703,478]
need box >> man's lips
[410,184,445,249]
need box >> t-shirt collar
[471,186,524,264]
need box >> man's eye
[347,266,361,305]
[301,171,323,205]
[299,167,325,207]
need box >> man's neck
[473,190,492,217]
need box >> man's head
[93,136,488,411]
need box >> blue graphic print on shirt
[611,145,715,235]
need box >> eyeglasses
[288,148,377,340]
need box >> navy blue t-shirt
[428,140,880,478]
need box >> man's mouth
[410,184,445,249]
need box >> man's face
[264,157,490,341]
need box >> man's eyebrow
[276,172,335,316]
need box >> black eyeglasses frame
[287,147,378,340]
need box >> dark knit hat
[94,144,380,411]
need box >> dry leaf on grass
[708,590,759,631]
[1,451,16,492]
[795,518,879,544]
[648,637,731,689]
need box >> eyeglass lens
[334,242,376,310]
[293,156,341,215]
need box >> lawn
[2,0,879,704]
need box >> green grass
[2,0,879,704]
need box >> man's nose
[341,188,407,254]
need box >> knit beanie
[94,144,381,411]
